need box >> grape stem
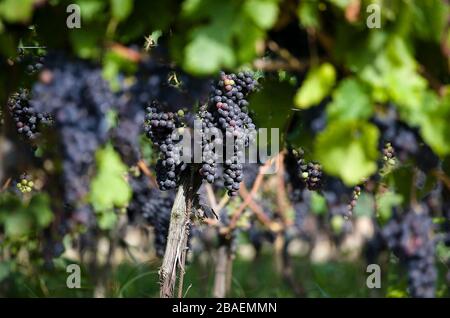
[226,156,277,234]
[432,169,450,191]
[0,177,11,192]
[205,183,218,210]
[159,168,201,298]
[109,43,142,62]
[238,184,275,230]
[137,160,158,188]
[275,151,292,226]
[267,40,305,71]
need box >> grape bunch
[378,207,437,298]
[15,48,45,75]
[131,53,210,112]
[301,162,323,191]
[347,185,361,215]
[112,113,144,165]
[111,49,210,166]
[110,76,145,165]
[127,174,175,256]
[373,106,439,172]
[291,197,311,239]
[113,55,176,165]
[320,177,356,234]
[285,147,323,195]
[198,105,219,184]
[284,148,306,202]
[144,100,186,190]
[382,142,396,166]
[283,148,318,238]
[31,54,114,222]
[7,88,52,140]
[142,71,257,195]
[16,174,34,193]
[242,163,260,189]
[200,71,258,196]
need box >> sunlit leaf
[294,63,336,109]
[0,0,33,23]
[315,120,379,185]
[111,0,133,22]
[90,145,132,213]
[244,0,279,30]
[326,78,373,121]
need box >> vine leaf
[294,63,336,109]
[90,145,132,229]
[326,78,373,121]
[416,92,450,157]
[315,120,379,185]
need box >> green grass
[1,250,448,297]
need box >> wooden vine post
[159,169,200,298]
[212,238,233,298]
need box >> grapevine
[0,1,449,301]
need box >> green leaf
[98,210,118,230]
[0,262,11,283]
[28,195,54,228]
[180,0,278,73]
[0,33,17,58]
[416,92,450,157]
[233,18,265,62]
[353,193,374,217]
[243,0,279,30]
[76,0,106,22]
[387,288,408,298]
[0,0,33,23]
[5,212,31,238]
[326,78,373,121]
[181,1,237,74]
[102,50,137,90]
[310,192,327,215]
[110,0,133,22]
[69,26,103,59]
[376,191,403,223]
[436,241,450,261]
[331,215,345,234]
[148,30,162,46]
[387,166,414,205]
[297,0,320,28]
[358,36,427,112]
[181,0,204,17]
[411,0,449,43]
[294,63,336,109]
[90,145,132,213]
[249,79,296,133]
[184,34,235,75]
[328,0,351,10]
[315,121,379,185]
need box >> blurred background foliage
[0,0,449,297]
